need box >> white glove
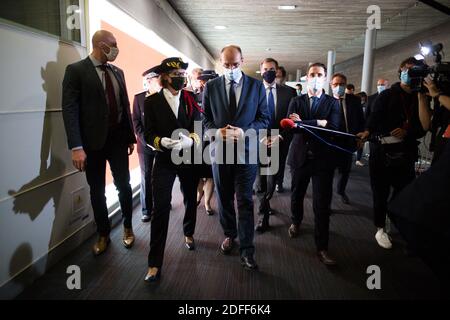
[161,137,180,149]
[173,133,193,151]
[317,120,328,128]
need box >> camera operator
[421,77,450,162]
[357,57,429,250]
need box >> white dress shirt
[163,88,181,119]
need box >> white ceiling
[167,0,450,76]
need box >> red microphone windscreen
[280,118,295,129]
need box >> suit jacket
[286,93,341,169]
[132,91,155,155]
[365,92,378,128]
[202,74,270,163]
[144,89,201,164]
[334,94,365,151]
[62,57,136,150]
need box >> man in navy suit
[285,63,341,266]
[330,73,365,204]
[202,45,270,270]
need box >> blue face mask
[224,67,242,81]
[377,85,386,94]
[332,85,345,97]
[400,70,411,85]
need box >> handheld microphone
[280,118,360,139]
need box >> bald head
[92,30,116,48]
[220,45,243,70]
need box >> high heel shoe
[144,267,161,282]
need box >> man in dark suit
[203,45,270,270]
[330,73,365,204]
[144,57,202,282]
[285,63,341,265]
[62,30,136,255]
[132,66,160,223]
[366,78,389,124]
[255,57,296,232]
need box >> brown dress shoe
[123,227,135,249]
[185,236,195,250]
[288,224,300,238]
[144,267,161,282]
[220,237,234,254]
[93,236,110,256]
[317,251,337,266]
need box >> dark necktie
[311,96,319,115]
[268,87,276,127]
[340,99,349,132]
[229,80,237,119]
[98,64,119,126]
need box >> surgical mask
[224,67,242,82]
[307,77,324,94]
[332,85,345,97]
[102,43,119,62]
[377,85,386,94]
[170,76,186,91]
[400,70,411,86]
[262,70,277,84]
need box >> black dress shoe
[317,251,337,266]
[144,268,161,282]
[185,237,195,251]
[141,214,151,223]
[220,237,234,255]
[339,193,350,204]
[241,256,258,270]
[276,184,285,193]
[255,218,269,233]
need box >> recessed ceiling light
[266,48,272,51]
[256,71,261,74]
[278,5,297,10]
[214,25,227,30]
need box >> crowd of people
[62,30,450,287]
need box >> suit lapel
[234,74,248,120]
[219,76,232,121]
[305,94,312,119]
[84,58,107,105]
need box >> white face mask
[102,43,119,62]
[307,76,325,94]
[224,67,242,82]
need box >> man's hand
[317,120,327,128]
[72,149,87,172]
[423,77,440,98]
[289,113,301,122]
[219,125,244,142]
[266,135,282,148]
[128,144,134,155]
[357,130,370,141]
[390,127,407,139]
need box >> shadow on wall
[8,243,39,293]
[7,43,82,277]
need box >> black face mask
[263,70,277,84]
[170,76,186,91]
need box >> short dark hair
[346,84,355,91]
[260,58,279,69]
[398,57,419,75]
[331,73,347,83]
[307,63,327,76]
[221,45,243,58]
[356,92,368,98]
[277,66,287,78]
[296,83,302,89]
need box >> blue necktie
[229,80,237,119]
[268,87,275,127]
[311,96,319,115]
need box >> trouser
[290,160,334,251]
[335,152,353,195]
[256,164,281,220]
[148,159,199,268]
[369,143,416,228]
[356,148,363,161]
[85,129,133,236]
[213,163,258,258]
[138,150,155,216]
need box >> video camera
[408,42,450,93]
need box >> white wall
[0,23,91,298]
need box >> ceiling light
[256,71,261,74]
[214,25,227,30]
[278,5,297,10]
